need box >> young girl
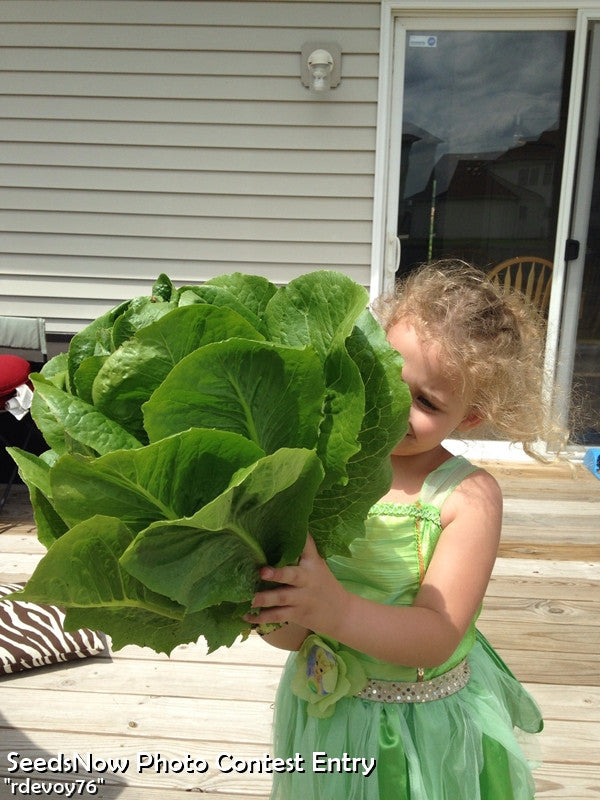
[246,261,547,800]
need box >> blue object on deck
[583,448,600,479]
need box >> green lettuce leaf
[143,338,326,453]
[92,304,265,441]
[111,295,178,350]
[49,429,265,530]
[264,269,369,354]
[205,271,277,322]
[14,515,245,655]
[66,300,130,390]
[310,310,411,556]
[265,270,370,488]
[72,355,108,404]
[151,272,177,302]
[176,284,265,334]
[121,447,324,612]
[30,374,143,457]
[5,448,68,547]
[39,351,69,391]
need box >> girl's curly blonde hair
[372,260,555,455]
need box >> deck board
[0,463,598,799]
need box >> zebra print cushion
[0,583,105,675]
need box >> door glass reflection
[573,125,600,444]
[397,30,573,275]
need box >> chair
[0,317,47,512]
[487,256,553,314]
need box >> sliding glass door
[380,10,600,450]
[556,20,600,444]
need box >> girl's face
[388,320,480,457]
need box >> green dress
[270,456,543,800]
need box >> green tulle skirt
[270,634,543,800]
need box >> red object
[0,354,31,408]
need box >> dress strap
[420,455,480,510]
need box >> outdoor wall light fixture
[301,42,341,93]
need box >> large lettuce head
[9,270,410,654]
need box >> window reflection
[397,30,573,274]
[572,128,600,444]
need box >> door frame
[370,2,600,458]
[553,14,600,443]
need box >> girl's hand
[245,534,348,637]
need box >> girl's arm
[253,621,310,651]
[246,469,502,668]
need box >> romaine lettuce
[9,270,410,654]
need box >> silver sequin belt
[355,659,470,704]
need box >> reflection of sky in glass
[403,31,569,194]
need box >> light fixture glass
[301,42,341,94]
[307,48,334,92]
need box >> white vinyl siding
[0,0,380,333]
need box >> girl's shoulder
[420,455,483,509]
[431,457,502,528]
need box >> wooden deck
[0,462,598,799]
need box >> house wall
[0,0,381,333]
